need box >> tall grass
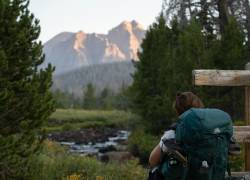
[29,140,147,180]
[44,109,140,132]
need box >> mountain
[53,61,135,97]
[43,20,145,75]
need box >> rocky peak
[120,20,133,32]
[43,20,145,75]
[131,20,144,30]
[107,20,145,60]
[110,20,144,34]
[74,31,86,51]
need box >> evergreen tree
[170,19,207,92]
[130,15,175,134]
[52,89,82,108]
[199,18,247,119]
[82,83,96,109]
[130,14,246,134]
[0,0,55,179]
[53,89,74,108]
[98,87,112,109]
[114,85,131,110]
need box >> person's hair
[174,91,204,115]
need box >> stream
[48,129,131,160]
[60,130,130,155]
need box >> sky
[29,0,163,43]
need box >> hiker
[148,92,233,180]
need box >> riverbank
[29,140,147,180]
[43,109,142,163]
[30,109,148,179]
[31,109,153,179]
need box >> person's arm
[149,144,161,167]
[149,130,175,167]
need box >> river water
[58,130,130,156]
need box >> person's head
[174,91,204,116]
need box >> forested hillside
[53,61,135,97]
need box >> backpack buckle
[199,160,210,174]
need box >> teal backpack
[160,108,233,180]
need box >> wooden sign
[193,70,250,86]
[234,126,250,143]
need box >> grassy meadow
[44,109,140,132]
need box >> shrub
[128,129,159,165]
[28,140,147,180]
[230,151,244,171]
[62,123,74,131]
[229,120,244,171]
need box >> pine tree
[0,0,55,179]
[199,18,247,119]
[173,20,208,90]
[130,13,246,134]
[114,85,131,110]
[130,15,176,134]
[98,87,112,109]
[53,89,74,108]
[82,83,96,109]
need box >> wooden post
[245,63,250,171]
